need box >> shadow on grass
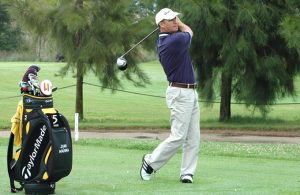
[223,116,285,124]
[202,116,300,131]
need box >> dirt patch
[1,129,300,144]
[71,129,300,144]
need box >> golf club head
[117,57,127,71]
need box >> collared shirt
[157,32,195,84]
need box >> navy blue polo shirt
[157,32,195,84]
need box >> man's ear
[159,21,165,29]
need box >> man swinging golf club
[140,8,200,183]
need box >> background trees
[0,2,22,51]
[3,0,300,122]
[156,0,300,121]
[280,0,300,54]
[8,0,154,119]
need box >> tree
[156,0,300,121]
[8,0,152,119]
[0,2,22,51]
[280,0,300,55]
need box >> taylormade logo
[22,125,47,180]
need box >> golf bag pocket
[45,112,72,182]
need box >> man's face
[159,17,178,33]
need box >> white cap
[155,8,180,25]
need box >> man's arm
[176,17,193,37]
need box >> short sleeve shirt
[156,32,195,83]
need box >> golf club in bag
[7,79,72,194]
[116,27,159,70]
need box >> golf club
[117,27,159,70]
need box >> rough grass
[1,138,300,194]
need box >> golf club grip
[121,27,159,57]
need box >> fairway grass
[0,61,300,130]
[1,138,300,194]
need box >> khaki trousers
[146,86,200,176]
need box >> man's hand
[176,17,193,37]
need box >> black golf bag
[7,94,72,194]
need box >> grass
[1,138,300,194]
[0,61,300,130]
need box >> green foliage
[7,0,153,88]
[159,0,300,116]
[0,2,22,51]
[280,0,300,55]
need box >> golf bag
[7,94,72,194]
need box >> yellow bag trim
[25,94,51,100]
[26,109,32,113]
[25,122,30,135]
[42,146,52,181]
[42,172,49,180]
[42,108,57,114]
[45,146,52,164]
[15,150,21,161]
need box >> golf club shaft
[121,27,159,58]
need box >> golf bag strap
[7,133,23,193]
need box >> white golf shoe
[180,174,193,183]
[140,154,154,181]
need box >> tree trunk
[219,72,232,121]
[37,36,42,61]
[76,65,84,119]
[75,0,84,119]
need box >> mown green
[0,61,299,130]
[0,138,300,194]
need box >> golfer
[140,8,200,183]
